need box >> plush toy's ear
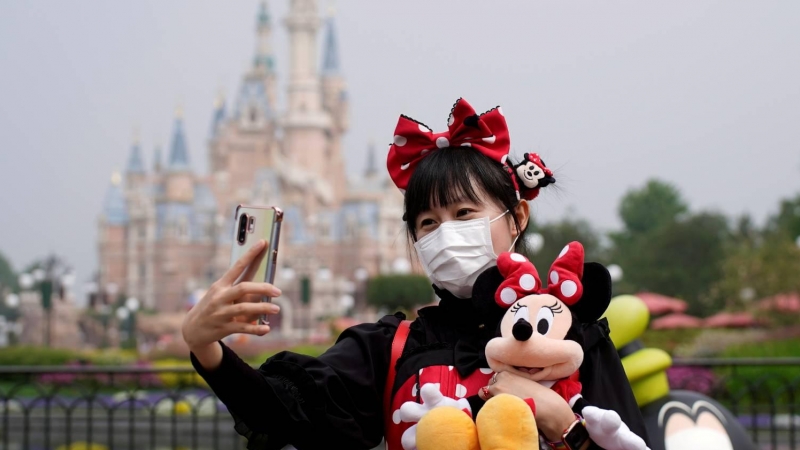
[570,262,612,323]
[471,266,508,326]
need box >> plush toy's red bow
[494,242,585,308]
[386,98,511,193]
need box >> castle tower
[254,1,278,108]
[97,172,128,305]
[321,7,348,132]
[125,133,147,188]
[123,135,149,306]
[163,108,194,203]
[283,0,337,193]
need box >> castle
[96,0,409,340]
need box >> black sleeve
[578,319,650,447]
[191,313,403,450]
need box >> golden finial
[327,0,336,17]
[111,171,122,186]
[213,89,225,109]
[132,126,141,145]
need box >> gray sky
[1,1,799,296]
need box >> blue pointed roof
[322,16,340,76]
[126,142,145,173]
[257,1,270,28]
[103,173,128,225]
[210,96,226,137]
[167,114,190,172]
[253,1,275,70]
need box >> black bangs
[404,147,520,240]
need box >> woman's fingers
[218,240,267,286]
[224,321,271,336]
[234,293,268,304]
[240,246,268,283]
[219,301,280,320]
[218,281,281,304]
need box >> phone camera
[237,214,249,245]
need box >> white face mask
[414,211,518,299]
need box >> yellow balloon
[601,295,650,350]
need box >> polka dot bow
[495,242,586,308]
[386,98,511,193]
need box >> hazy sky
[1,1,799,297]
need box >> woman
[183,98,647,449]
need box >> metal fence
[0,359,798,450]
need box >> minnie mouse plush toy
[408,244,649,450]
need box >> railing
[0,366,241,450]
[0,359,798,450]
[671,357,800,450]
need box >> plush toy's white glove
[399,383,472,450]
[583,406,650,450]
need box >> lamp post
[115,297,140,350]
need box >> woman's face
[414,185,529,255]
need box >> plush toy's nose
[512,318,533,341]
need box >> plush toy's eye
[535,307,555,335]
[513,305,529,324]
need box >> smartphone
[230,205,283,325]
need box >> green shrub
[0,346,78,366]
[367,274,433,313]
[715,337,800,407]
[640,329,703,355]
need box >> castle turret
[234,1,276,131]
[321,7,348,132]
[125,132,147,190]
[209,90,226,139]
[163,108,194,203]
[97,172,128,305]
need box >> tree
[618,179,688,235]
[366,274,434,313]
[0,251,19,321]
[766,194,800,243]
[608,180,730,315]
[523,217,606,273]
[709,207,800,320]
[0,250,17,293]
[619,213,729,315]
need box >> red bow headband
[494,242,585,308]
[386,98,555,201]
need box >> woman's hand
[485,371,576,442]
[181,239,281,369]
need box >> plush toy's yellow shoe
[416,406,480,450]
[476,394,539,450]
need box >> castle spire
[321,5,340,76]
[210,90,226,137]
[253,1,275,72]
[126,131,146,174]
[167,108,190,172]
[102,171,128,225]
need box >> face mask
[414,211,518,299]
